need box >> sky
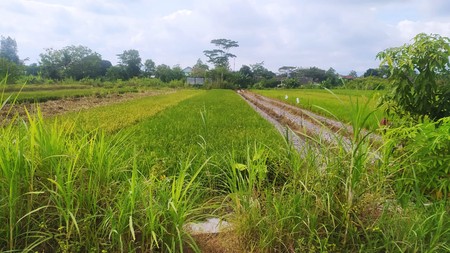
[1,0,450,75]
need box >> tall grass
[0,106,209,252]
[222,92,450,252]
[2,87,448,252]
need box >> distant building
[340,75,355,80]
[187,77,211,86]
[182,67,192,76]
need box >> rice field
[1,88,449,252]
[1,84,146,103]
[253,89,386,130]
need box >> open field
[1,88,449,252]
[253,89,386,130]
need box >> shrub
[384,116,450,202]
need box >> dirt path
[238,90,382,152]
[1,89,173,121]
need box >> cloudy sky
[1,0,450,75]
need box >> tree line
[1,36,388,88]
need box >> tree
[251,62,275,80]
[237,65,254,88]
[296,67,327,83]
[203,38,238,69]
[99,60,112,76]
[154,64,184,83]
[278,66,296,77]
[363,68,380,77]
[155,64,171,82]
[0,58,22,84]
[106,66,126,81]
[324,67,340,87]
[171,65,185,81]
[377,33,450,121]
[348,70,358,78]
[39,45,104,80]
[67,53,102,80]
[39,48,65,80]
[117,49,142,79]
[143,59,156,77]
[0,36,20,64]
[191,59,209,77]
[25,63,40,76]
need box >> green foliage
[322,67,341,87]
[344,76,390,90]
[191,58,209,77]
[203,38,238,69]
[363,66,389,78]
[155,64,185,83]
[39,45,105,81]
[294,66,328,83]
[226,96,450,252]
[0,58,23,84]
[377,33,450,121]
[105,65,126,81]
[282,78,300,88]
[143,59,156,77]
[383,116,450,202]
[0,36,20,64]
[117,49,142,79]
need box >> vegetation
[1,32,450,252]
[60,89,202,133]
[377,33,450,122]
[343,76,390,90]
[203,39,239,69]
[2,88,449,252]
[2,86,136,103]
[253,89,385,130]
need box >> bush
[0,58,23,84]
[344,76,389,90]
[384,116,450,202]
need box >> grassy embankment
[1,88,449,252]
[253,89,386,130]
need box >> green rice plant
[61,89,202,133]
[127,89,286,182]
[0,106,136,251]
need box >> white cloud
[1,0,449,74]
[396,20,450,41]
